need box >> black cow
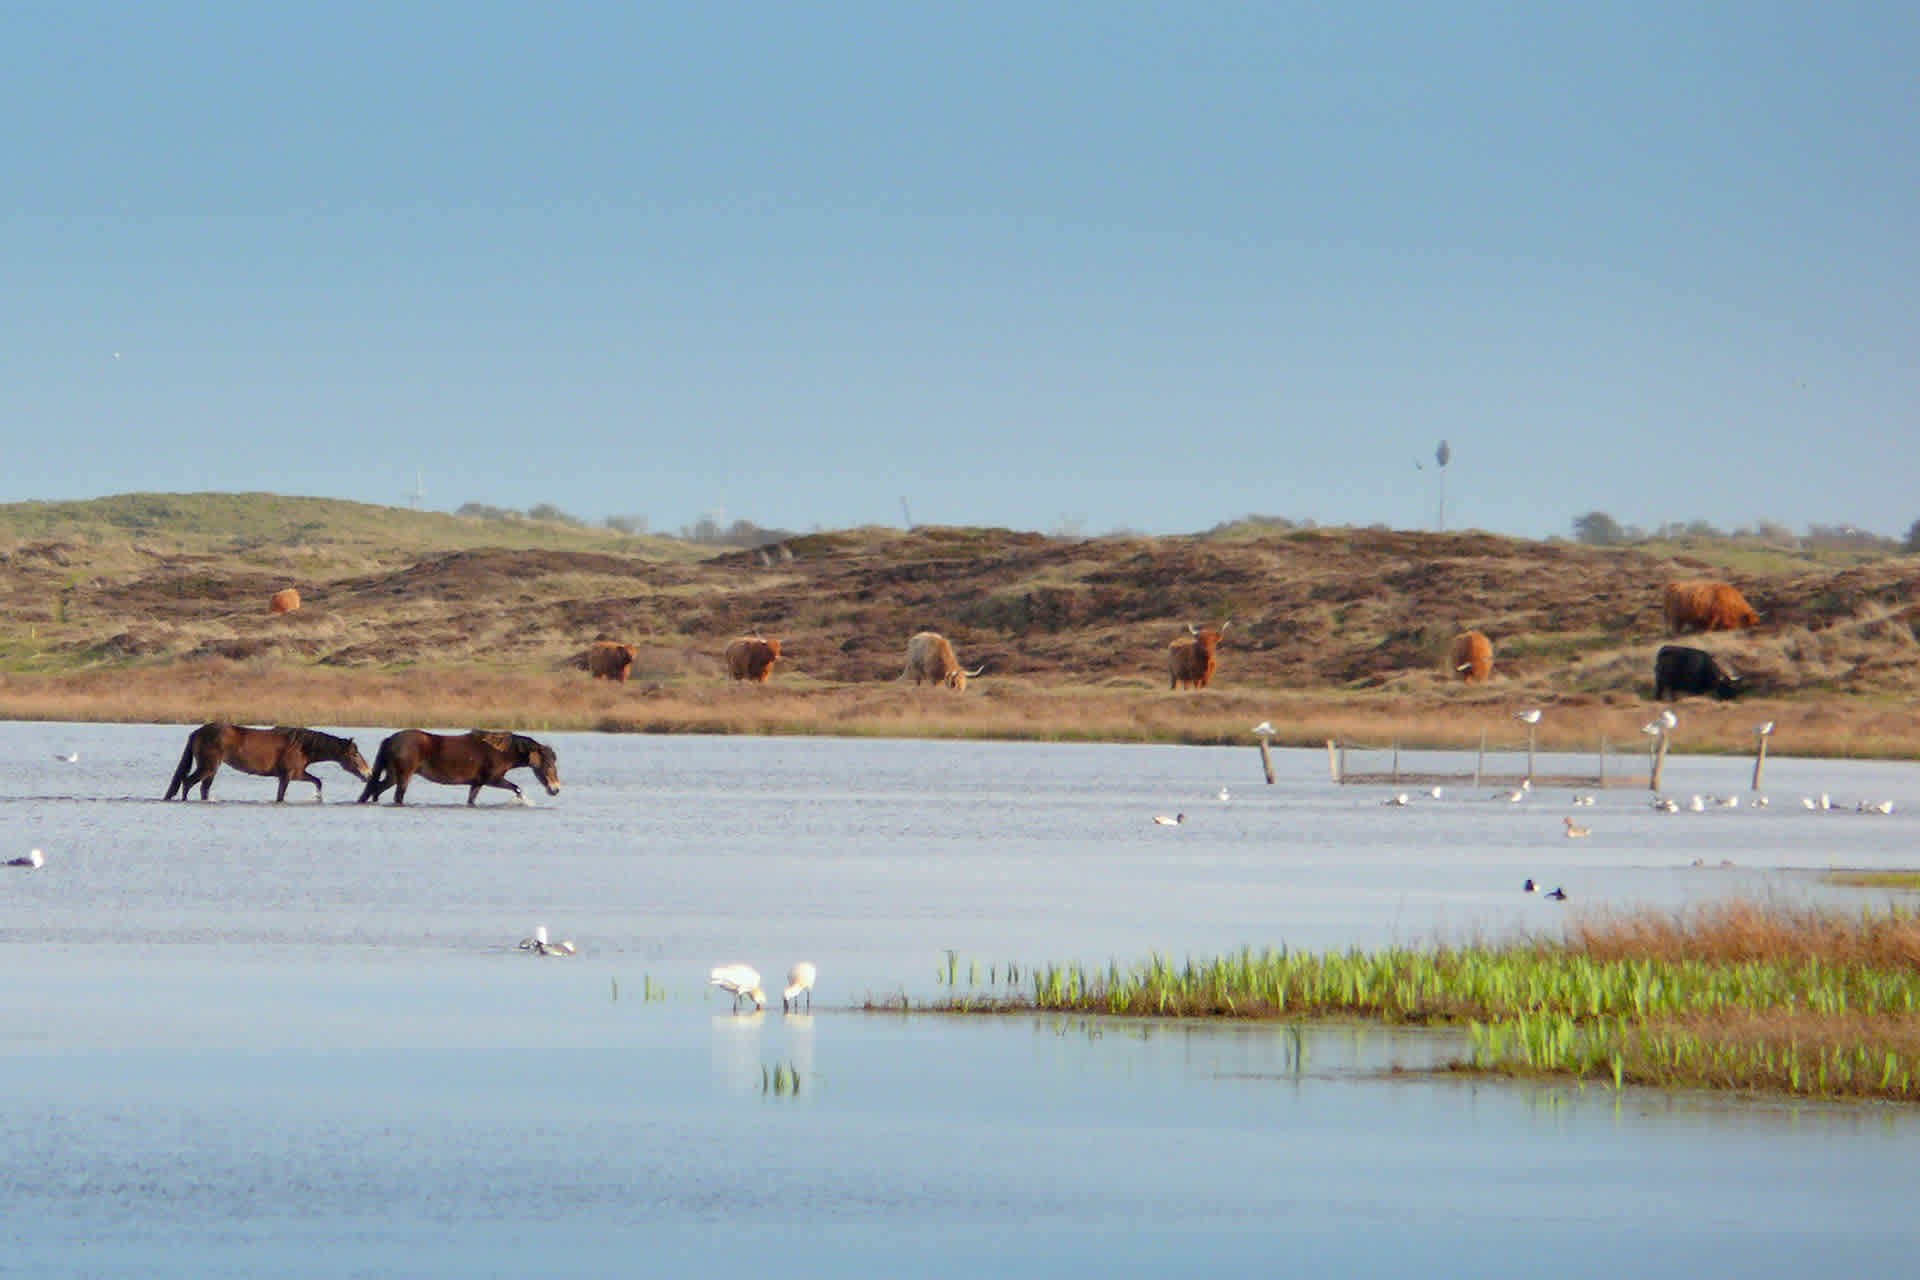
[1653,644,1742,701]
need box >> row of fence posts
[1278,718,1777,792]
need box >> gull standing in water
[710,964,766,1012]
[783,962,817,1012]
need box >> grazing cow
[904,631,983,691]
[1663,580,1760,634]
[268,588,301,614]
[584,641,637,682]
[1448,631,1493,683]
[1653,644,1743,701]
[724,635,783,683]
[1168,623,1227,690]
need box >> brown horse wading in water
[164,723,372,802]
[357,729,562,806]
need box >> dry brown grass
[1564,899,1920,971]
[5,504,1920,752]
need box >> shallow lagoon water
[3,722,1919,1276]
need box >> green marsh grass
[907,902,1920,1103]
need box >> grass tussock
[909,902,1920,1103]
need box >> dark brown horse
[357,729,562,806]
[164,723,372,802]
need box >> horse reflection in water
[357,729,562,806]
[163,723,372,802]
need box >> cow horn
[965,664,986,677]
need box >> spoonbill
[783,962,817,1012]
[711,964,766,1012]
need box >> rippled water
[3,723,1917,1276]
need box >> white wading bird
[1659,709,1679,731]
[6,848,45,869]
[1152,813,1185,826]
[1252,722,1275,737]
[783,962,817,1012]
[1514,709,1542,725]
[1756,721,1775,737]
[710,964,766,1012]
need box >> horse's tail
[357,738,392,803]
[163,737,196,800]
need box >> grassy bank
[896,901,1920,1103]
[4,662,1918,760]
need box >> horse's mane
[468,728,544,759]
[274,726,351,755]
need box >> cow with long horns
[1168,623,1227,690]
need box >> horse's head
[517,736,562,796]
[340,740,372,780]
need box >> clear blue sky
[5,3,1915,539]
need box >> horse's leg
[196,760,218,800]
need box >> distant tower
[900,497,914,530]
[1433,440,1451,531]
[408,471,425,510]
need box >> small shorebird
[1652,796,1679,813]
[1859,800,1894,815]
[1571,794,1595,807]
[1152,813,1185,826]
[6,848,44,869]
[710,964,766,1012]
[1428,786,1444,799]
[1523,878,1539,893]
[517,925,573,955]
[1545,886,1568,901]
[1563,817,1591,839]
[1383,793,1410,807]
[1217,787,1231,802]
[1687,795,1706,813]
[53,752,78,763]
[1501,789,1526,804]
[783,961,817,1012]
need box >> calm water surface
[2,723,1917,1276]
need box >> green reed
[919,909,1920,1103]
